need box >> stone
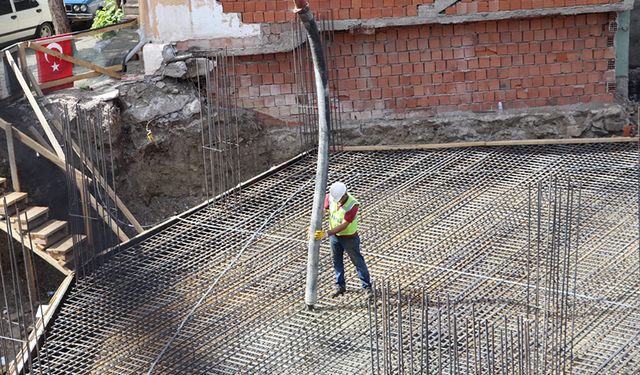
[182,98,201,118]
[565,115,587,137]
[588,105,626,132]
[118,79,201,123]
[338,103,630,145]
[604,120,626,132]
[162,44,177,61]
[186,58,213,78]
[567,125,584,138]
[163,61,188,78]
[142,43,168,76]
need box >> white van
[0,0,54,46]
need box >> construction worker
[315,182,372,298]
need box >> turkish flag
[35,33,73,93]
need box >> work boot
[332,285,346,298]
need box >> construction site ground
[26,141,640,374]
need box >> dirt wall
[41,78,303,225]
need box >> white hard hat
[329,182,347,202]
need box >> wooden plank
[48,234,86,255]
[34,232,68,249]
[3,52,66,160]
[0,192,28,208]
[5,124,20,192]
[0,118,65,170]
[10,206,49,229]
[17,43,27,75]
[341,137,640,152]
[27,125,55,153]
[0,119,130,241]
[27,42,122,79]
[28,19,139,45]
[77,18,138,37]
[31,219,67,240]
[0,219,70,275]
[18,43,43,97]
[9,273,74,374]
[39,65,122,90]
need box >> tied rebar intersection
[26,142,640,374]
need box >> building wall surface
[234,13,616,123]
[141,1,632,125]
[139,0,261,41]
[220,0,624,23]
[221,0,429,23]
[447,0,622,14]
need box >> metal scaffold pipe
[293,0,331,309]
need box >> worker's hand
[314,229,326,241]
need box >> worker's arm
[316,223,348,240]
[327,221,349,236]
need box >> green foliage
[91,0,124,30]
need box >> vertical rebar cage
[192,11,343,213]
[60,105,125,275]
[292,9,344,153]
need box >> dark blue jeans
[330,234,371,289]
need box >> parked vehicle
[0,0,54,45]
[64,0,104,24]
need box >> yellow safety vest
[329,194,359,236]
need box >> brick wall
[221,1,431,23]
[234,13,616,123]
[220,0,624,24]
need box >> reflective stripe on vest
[329,194,359,236]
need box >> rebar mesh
[60,104,125,275]
[29,142,639,374]
[194,16,343,204]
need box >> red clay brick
[232,13,615,121]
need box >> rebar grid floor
[31,143,639,374]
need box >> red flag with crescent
[35,33,73,93]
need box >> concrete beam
[194,1,635,56]
[184,31,304,57]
